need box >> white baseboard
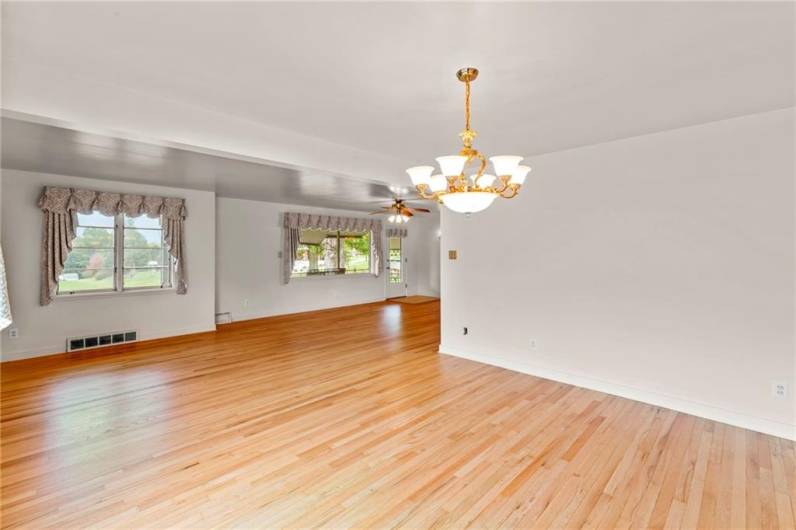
[1,324,217,362]
[223,297,388,324]
[439,344,796,441]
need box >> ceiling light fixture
[406,67,530,214]
[371,198,430,223]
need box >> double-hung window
[57,212,173,295]
[291,229,371,277]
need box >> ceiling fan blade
[402,209,414,217]
[409,207,432,213]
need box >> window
[292,229,371,277]
[57,213,173,295]
[389,237,402,284]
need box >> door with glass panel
[386,236,406,298]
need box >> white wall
[440,108,795,440]
[216,197,440,321]
[410,215,441,297]
[0,170,217,360]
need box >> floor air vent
[67,330,138,352]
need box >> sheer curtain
[0,245,11,331]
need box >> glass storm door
[386,237,406,298]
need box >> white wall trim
[439,344,796,441]
[2,324,216,362]
[228,297,387,324]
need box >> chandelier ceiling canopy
[406,67,530,214]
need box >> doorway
[386,236,407,298]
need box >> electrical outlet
[772,381,788,398]
[8,328,19,339]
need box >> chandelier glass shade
[406,67,530,214]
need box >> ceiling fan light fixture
[407,67,530,213]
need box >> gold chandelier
[406,67,531,214]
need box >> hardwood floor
[1,300,794,528]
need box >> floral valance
[283,212,382,233]
[38,186,187,220]
[386,228,408,238]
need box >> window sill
[290,272,378,282]
[55,287,177,301]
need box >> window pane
[124,228,163,248]
[389,237,402,284]
[123,268,167,289]
[73,227,115,248]
[63,249,114,271]
[124,215,162,229]
[76,212,114,228]
[57,269,115,292]
[292,233,339,276]
[124,248,167,267]
[342,232,370,273]
[58,212,117,294]
[292,244,311,275]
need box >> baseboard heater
[66,330,138,352]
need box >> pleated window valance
[283,212,382,232]
[38,186,188,305]
[38,187,187,219]
[282,212,383,284]
[386,228,408,238]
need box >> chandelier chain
[464,80,471,132]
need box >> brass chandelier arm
[493,175,511,194]
[501,184,520,199]
[416,184,441,202]
[471,152,488,188]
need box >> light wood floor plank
[1,300,793,528]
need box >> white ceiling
[2,1,794,195]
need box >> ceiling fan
[369,198,431,224]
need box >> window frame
[56,212,175,297]
[291,230,372,279]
